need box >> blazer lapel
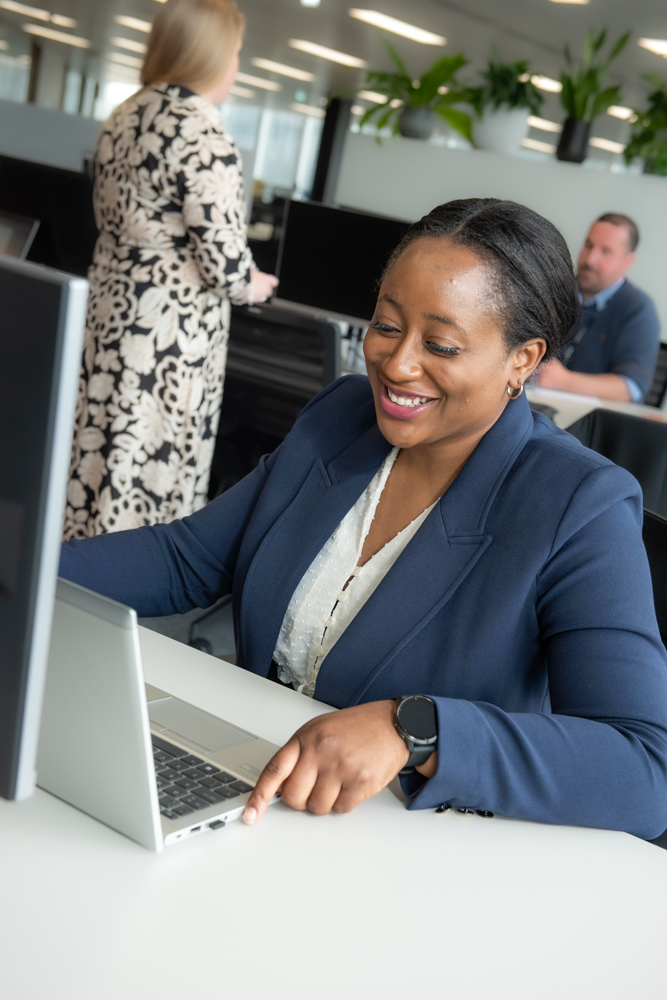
[315,507,491,706]
[238,424,391,673]
[315,394,535,705]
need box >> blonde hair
[142,0,244,92]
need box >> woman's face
[364,238,546,452]
[200,39,241,104]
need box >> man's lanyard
[561,309,596,366]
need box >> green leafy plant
[469,58,543,118]
[624,75,667,175]
[358,43,472,142]
[560,29,630,122]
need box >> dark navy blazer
[60,376,667,838]
[567,279,660,400]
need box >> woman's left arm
[178,121,254,301]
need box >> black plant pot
[556,117,591,163]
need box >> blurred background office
[3,0,667,550]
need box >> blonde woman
[64,0,277,539]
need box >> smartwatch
[394,695,438,770]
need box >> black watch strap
[394,695,438,771]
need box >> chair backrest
[210,303,341,497]
[645,343,667,409]
[643,509,667,643]
[567,408,667,518]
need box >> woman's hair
[142,0,244,92]
[384,199,580,362]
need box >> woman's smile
[378,374,438,420]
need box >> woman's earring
[507,382,523,400]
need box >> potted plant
[469,58,544,155]
[557,29,630,163]
[359,44,472,143]
[624,75,667,175]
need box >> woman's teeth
[387,388,432,407]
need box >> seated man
[537,212,660,402]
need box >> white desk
[1,627,666,999]
[526,384,667,431]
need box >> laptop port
[190,825,201,833]
[208,819,225,830]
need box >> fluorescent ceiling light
[301,0,321,6]
[607,105,636,120]
[638,38,667,58]
[522,137,555,154]
[112,36,147,54]
[108,51,143,69]
[351,104,365,114]
[358,89,387,103]
[389,98,402,107]
[527,115,561,133]
[290,101,325,117]
[228,84,255,98]
[251,57,314,81]
[289,38,366,68]
[349,9,445,45]
[0,39,7,48]
[23,23,90,46]
[236,71,281,91]
[531,74,562,93]
[1,3,76,26]
[115,15,151,33]
[589,136,626,154]
[0,1,48,19]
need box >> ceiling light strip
[236,71,281,91]
[290,101,325,117]
[530,74,562,93]
[22,23,90,46]
[289,38,366,68]
[115,15,151,33]
[112,36,147,54]
[251,57,315,81]
[348,9,445,45]
[527,115,561,133]
[228,84,255,99]
[522,138,555,154]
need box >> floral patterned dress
[63,83,253,540]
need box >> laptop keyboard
[152,734,254,820]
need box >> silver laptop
[36,578,280,851]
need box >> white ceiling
[1,0,666,144]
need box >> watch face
[398,696,437,742]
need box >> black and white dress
[63,83,253,540]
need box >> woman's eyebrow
[424,312,466,333]
[380,294,402,310]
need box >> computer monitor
[275,200,409,326]
[0,256,87,801]
[0,154,98,276]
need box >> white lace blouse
[272,448,438,697]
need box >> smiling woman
[59,198,667,841]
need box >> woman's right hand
[249,268,279,304]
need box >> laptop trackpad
[148,696,255,754]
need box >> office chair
[566,408,667,518]
[208,302,340,498]
[645,343,667,409]
[642,509,667,849]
